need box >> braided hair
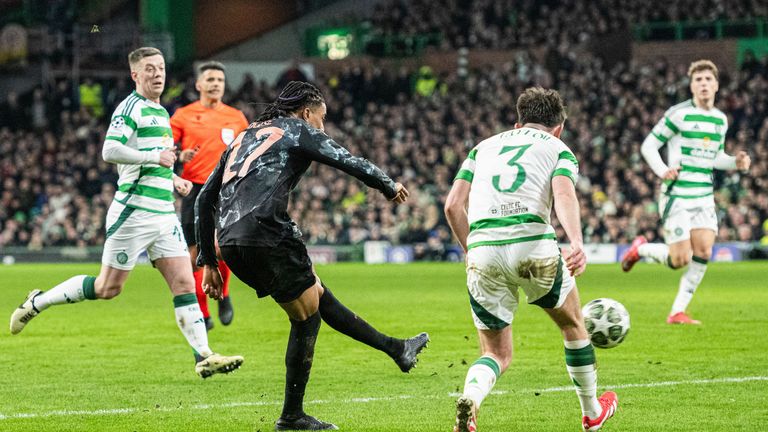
[257,81,324,122]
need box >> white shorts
[102,204,189,270]
[465,239,575,330]
[659,196,717,244]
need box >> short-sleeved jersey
[454,127,578,250]
[649,99,728,202]
[195,117,398,266]
[170,101,249,184]
[105,91,175,214]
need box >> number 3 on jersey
[492,144,532,193]
[223,127,284,183]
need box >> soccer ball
[582,298,630,349]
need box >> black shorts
[219,238,316,303]
[180,182,204,246]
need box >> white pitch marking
[1,376,766,421]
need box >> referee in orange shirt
[171,61,249,331]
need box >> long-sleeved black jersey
[195,117,398,266]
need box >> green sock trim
[692,255,708,265]
[173,293,198,308]
[666,256,678,269]
[83,276,97,300]
[565,344,595,367]
[472,356,501,378]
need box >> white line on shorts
[1,375,766,421]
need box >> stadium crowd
[2,2,768,256]
[367,0,768,50]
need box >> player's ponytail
[257,81,324,122]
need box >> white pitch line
[1,376,766,421]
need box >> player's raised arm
[296,125,400,200]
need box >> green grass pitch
[2,262,767,431]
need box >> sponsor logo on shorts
[675,227,684,237]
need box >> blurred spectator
[78,78,104,118]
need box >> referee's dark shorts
[180,182,204,246]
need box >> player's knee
[172,274,195,294]
[694,249,712,261]
[483,349,512,372]
[96,283,123,299]
[669,253,690,269]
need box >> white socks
[671,256,708,314]
[462,356,500,408]
[637,243,670,266]
[173,293,213,358]
[33,275,97,311]
[564,339,600,419]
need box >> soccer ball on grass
[582,298,630,349]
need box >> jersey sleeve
[454,148,477,183]
[296,124,398,199]
[648,109,681,146]
[552,144,579,184]
[105,106,138,145]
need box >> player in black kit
[195,81,429,431]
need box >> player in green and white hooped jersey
[446,88,617,432]
[622,60,751,325]
[9,47,243,378]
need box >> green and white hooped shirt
[648,99,728,201]
[454,127,579,250]
[105,91,175,214]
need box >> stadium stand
[1,0,767,261]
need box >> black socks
[282,312,321,419]
[319,284,403,358]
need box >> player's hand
[662,167,679,181]
[179,148,197,163]
[202,265,224,300]
[390,183,410,204]
[736,151,751,172]
[173,176,193,197]
[565,242,587,277]
[158,149,177,168]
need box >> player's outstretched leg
[667,255,707,325]
[275,313,337,431]
[173,292,244,377]
[454,354,504,432]
[10,275,98,334]
[546,290,618,431]
[318,284,428,372]
[217,259,234,325]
